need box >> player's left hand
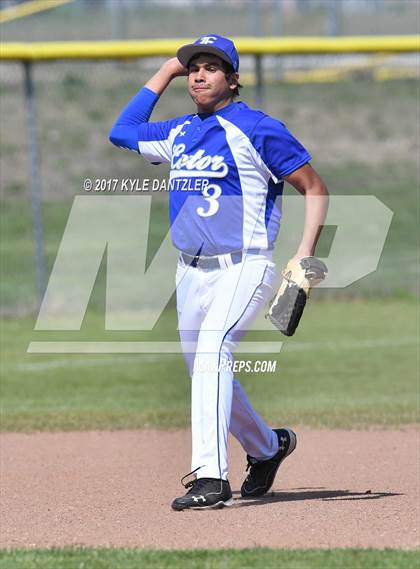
[266,256,328,336]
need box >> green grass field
[1,298,418,431]
[1,153,419,431]
[0,548,419,569]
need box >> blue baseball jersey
[112,97,311,256]
[137,102,310,255]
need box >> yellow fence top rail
[1,36,419,61]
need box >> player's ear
[228,73,239,91]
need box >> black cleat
[171,477,233,511]
[241,428,297,498]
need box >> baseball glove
[267,256,328,336]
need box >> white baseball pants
[175,251,280,480]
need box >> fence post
[327,0,341,36]
[23,61,47,308]
[275,0,284,81]
[251,0,264,107]
[252,0,262,36]
[109,0,126,40]
[255,54,264,108]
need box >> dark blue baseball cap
[177,34,239,72]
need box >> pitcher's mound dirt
[1,428,418,549]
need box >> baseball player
[110,34,329,510]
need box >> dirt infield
[1,428,418,549]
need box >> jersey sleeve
[251,116,312,181]
[109,86,191,164]
[137,117,190,164]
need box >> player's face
[187,55,238,113]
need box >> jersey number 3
[197,183,222,218]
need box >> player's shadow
[232,487,402,507]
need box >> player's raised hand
[145,57,188,95]
[161,57,189,78]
